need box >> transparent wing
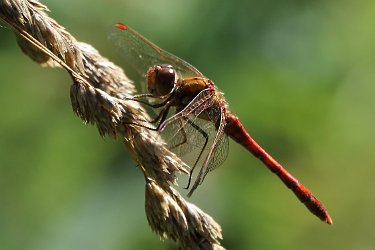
[186,104,228,196]
[204,104,229,173]
[196,105,228,184]
[162,116,212,157]
[109,23,204,81]
[160,89,215,157]
[205,128,229,173]
[159,89,229,194]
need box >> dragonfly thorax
[146,64,176,97]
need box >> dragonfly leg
[152,102,172,126]
[125,94,170,109]
[123,91,174,126]
[124,102,173,131]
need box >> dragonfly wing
[205,132,229,174]
[187,104,228,196]
[109,24,204,81]
[161,116,209,157]
[158,88,229,196]
[203,104,229,173]
[160,89,215,156]
[159,88,213,129]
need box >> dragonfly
[111,23,332,225]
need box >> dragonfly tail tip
[326,216,333,225]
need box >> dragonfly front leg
[124,101,173,131]
[124,93,173,126]
[126,94,170,109]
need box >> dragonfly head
[147,64,176,97]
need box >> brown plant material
[0,0,223,249]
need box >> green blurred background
[1,0,374,249]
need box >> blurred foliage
[1,0,375,249]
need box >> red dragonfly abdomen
[225,112,332,224]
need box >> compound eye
[156,65,176,88]
[154,64,176,96]
[146,64,176,96]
